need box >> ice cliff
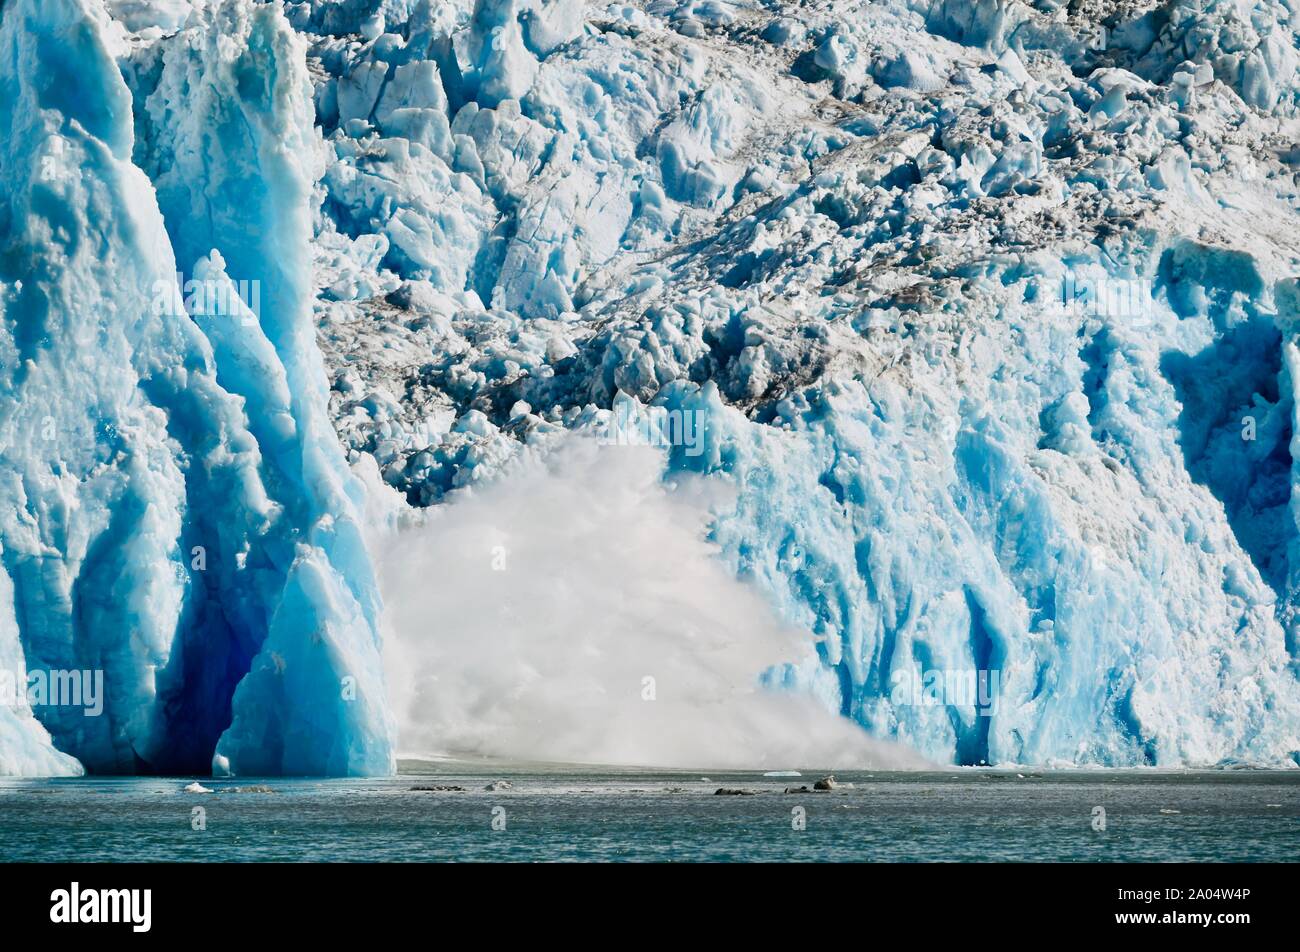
[297,0,1300,768]
[3,0,1300,773]
[0,0,392,776]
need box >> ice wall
[0,0,393,776]
[299,0,1300,767]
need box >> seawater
[1,763,1297,862]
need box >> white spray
[373,437,925,770]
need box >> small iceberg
[183,782,213,794]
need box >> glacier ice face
[0,0,392,776]
[298,0,1300,767]
[5,0,1300,773]
[0,560,83,776]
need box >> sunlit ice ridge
[2,0,1300,777]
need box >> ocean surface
[1,762,1297,862]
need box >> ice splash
[377,437,927,769]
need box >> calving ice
[49,883,151,933]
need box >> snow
[2,0,1299,774]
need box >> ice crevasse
[0,0,393,776]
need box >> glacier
[2,0,1300,774]
[0,0,392,776]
